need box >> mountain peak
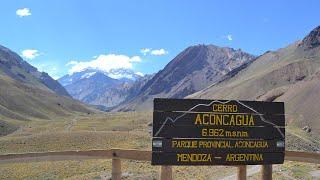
[108,68,143,80]
[58,67,152,108]
[69,68,143,81]
[113,44,255,111]
[186,44,249,56]
[300,26,320,49]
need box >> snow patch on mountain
[107,68,143,81]
[81,72,96,79]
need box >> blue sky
[0,0,319,79]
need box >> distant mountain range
[58,45,255,110]
[58,69,154,109]
[59,68,142,87]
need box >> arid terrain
[0,112,319,179]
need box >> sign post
[151,98,285,167]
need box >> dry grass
[0,111,319,179]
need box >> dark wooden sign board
[152,98,285,166]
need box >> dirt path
[65,115,79,132]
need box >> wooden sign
[151,98,285,166]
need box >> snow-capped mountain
[59,68,142,86]
[108,68,143,81]
[58,68,149,108]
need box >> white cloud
[140,48,169,56]
[21,49,39,59]
[66,60,78,66]
[67,54,142,75]
[140,48,151,55]
[150,49,168,56]
[226,34,233,41]
[16,8,31,17]
[135,72,144,76]
[130,56,142,62]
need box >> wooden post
[160,166,172,180]
[237,165,247,180]
[112,158,121,180]
[261,165,272,180]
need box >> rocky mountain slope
[0,45,70,97]
[0,45,96,135]
[188,26,320,136]
[114,45,255,111]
